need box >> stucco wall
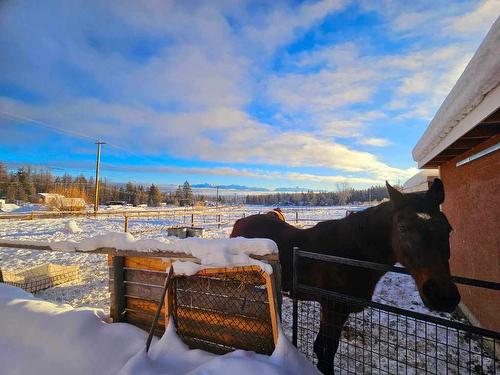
[439,135,500,332]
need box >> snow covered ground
[0,283,317,375]
[0,205,497,374]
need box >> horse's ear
[427,178,444,206]
[386,180,404,210]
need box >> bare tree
[336,181,353,205]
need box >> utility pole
[94,141,106,213]
[216,186,221,229]
[216,185,219,210]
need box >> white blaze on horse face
[417,212,431,220]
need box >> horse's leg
[314,300,349,375]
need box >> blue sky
[0,1,498,189]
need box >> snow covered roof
[402,169,439,193]
[38,193,64,198]
[413,17,500,168]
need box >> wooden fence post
[124,216,129,233]
[295,211,298,224]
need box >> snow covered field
[0,205,497,374]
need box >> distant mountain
[191,183,270,192]
[113,182,309,194]
[273,187,310,192]
[156,184,181,192]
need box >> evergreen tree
[0,162,8,197]
[148,184,162,207]
[6,183,16,202]
[16,182,28,201]
[174,186,183,205]
[182,181,193,206]
[125,182,135,204]
[137,185,147,205]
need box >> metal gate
[290,249,500,374]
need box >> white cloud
[0,96,415,182]
[398,72,433,95]
[1,0,494,189]
[241,0,346,53]
[446,0,500,34]
[106,164,384,186]
[359,138,392,147]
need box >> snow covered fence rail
[0,239,279,263]
[291,249,500,374]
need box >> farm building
[412,18,500,332]
[32,193,86,211]
[33,193,64,206]
[402,169,439,193]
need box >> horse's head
[386,179,460,312]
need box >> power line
[94,142,105,212]
[0,111,97,143]
[0,110,160,164]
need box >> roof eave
[417,84,500,168]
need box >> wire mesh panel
[293,295,499,374]
[2,263,80,293]
[172,268,276,355]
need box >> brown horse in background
[231,179,460,374]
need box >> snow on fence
[0,237,282,357]
[290,249,500,374]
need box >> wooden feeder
[0,240,280,355]
[108,254,280,355]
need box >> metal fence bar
[292,246,299,346]
[295,283,500,341]
[292,248,500,374]
[295,250,500,290]
[292,298,298,346]
[112,256,127,323]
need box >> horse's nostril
[422,280,436,298]
[423,280,461,312]
[451,286,461,306]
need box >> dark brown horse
[231,179,460,374]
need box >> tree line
[0,162,217,207]
[1,161,391,208]
[245,184,389,206]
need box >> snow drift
[0,283,318,375]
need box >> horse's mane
[312,201,391,229]
[305,202,393,256]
